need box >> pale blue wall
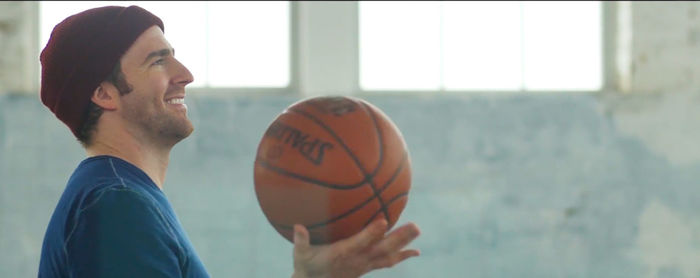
[3,92,700,277]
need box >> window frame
[26,1,616,96]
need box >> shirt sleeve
[65,187,185,278]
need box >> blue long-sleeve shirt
[39,155,209,277]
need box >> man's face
[117,26,194,145]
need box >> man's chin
[164,120,194,145]
[176,122,194,138]
[182,125,194,139]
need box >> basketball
[253,96,412,244]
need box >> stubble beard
[113,71,194,147]
[125,104,194,148]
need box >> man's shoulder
[66,155,155,197]
[64,169,131,208]
[58,157,158,221]
[68,156,124,189]
[77,186,161,224]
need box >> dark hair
[76,62,133,147]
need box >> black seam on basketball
[362,192,409,228]
[360,102,390,223]
[308,101,327,114]
[363,104,385,178]
[375,151,408,199]
[287,107,369,176]
[272,152,408,231]
[257,159,367,190]
[273,184,381,231]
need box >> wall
[2,2,700,278]
[620,2,700,93]
[0,1,37,95]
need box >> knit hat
[40,5,164,138]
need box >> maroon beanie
[40,5,164,138]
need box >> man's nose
[172,58,194,87]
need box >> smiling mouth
[165,97,188,113]
[166,98,185,105]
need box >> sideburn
[106,61,133,95]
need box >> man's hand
[291,220,421,278]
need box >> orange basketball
[254,96,412,244]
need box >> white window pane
[360,2,441,90]
[39,1,120,48]
[207,2,289,87]
[443,2,522,90]
[522,1,602,90]
[40,1,289,89]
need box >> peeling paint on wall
[0,2,37,94]
[628,2,700,93]
[628,200,700,278]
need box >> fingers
[293,224,310,249]
[342,219,388,253]
[370,249,421,270]
[369,222,421,259]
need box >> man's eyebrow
[142,48,174,65]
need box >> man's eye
[152,58,165,65]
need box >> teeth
[166,98,185,104]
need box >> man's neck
[86,138,171,189]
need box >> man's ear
[91,81,119,111]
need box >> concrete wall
[619,1,700,93]
[2,2,700,278]
[0,1,38,95]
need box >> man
[38,5,420,278]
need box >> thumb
[293,224,310,249]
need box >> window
[39,1,290,88]
[359,1,602,91]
